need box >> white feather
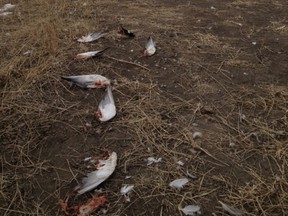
[0,11,12,16]
[98,85,116,122]
[76,51,103,59]
[219,201,243,216]
[180,205,201,215]
[77,32,106,43]
[177,160,185,166]
[120,185,134,202]
[0,3,16,12]
[147,157,162,165]
[169,178,189,189]
[76,152,117,195]
[192,131,202,139]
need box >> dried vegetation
[0,0,287,215]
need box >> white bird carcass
[97,85,116,122]
[75,152,117,195]
[61,74,110,89]
[144,36,156,56]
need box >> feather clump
[120,185,134,202]
[169,178,189,190]
[180,205,201,216]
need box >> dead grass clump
[227,170,288,215]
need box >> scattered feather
[0,11,12,16]
[180,205,201,215]
[192,131,202,139]
[169,178,189,189]
[177,160,185,166]
[120,185,134,202]
[77,32,106,43]
[147,157,162,166]
[0,3,16,12]
[84,157,92,162]
[75,152,117,195]
[219,201,243,216]
[229,142,236,147]
[186,171,197,179]
[23,50,32,56]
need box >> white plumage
[144,36,156,56]
[61,74,110,89]
[97,85,116,122]
[169,178,189,190]
[75,48,108,60]
[75,152,117,195]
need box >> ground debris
[219,201,243,216]
[169,178,189,190]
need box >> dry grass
[1,0,287,215]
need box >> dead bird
[75,152,117,195]
[75,48,109,60]
[96,85,116,122]
[61,74,110,89]
[144,36,156,56]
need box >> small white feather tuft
[147,157,162,166]
[169,178,189,190]
[180,205,201,215]
[192,131,202,139]
[120,185,134,202]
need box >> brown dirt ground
[1,0,288,215]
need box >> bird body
[144,36,156,56]
[75,152,117,195]
[97,85,116,122]
[61,74,110,89]
[75,48,109,60]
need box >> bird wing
[99,85,115,109]
[76,152,117,195]
[145,36,155,49]
[90,32,107,41]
